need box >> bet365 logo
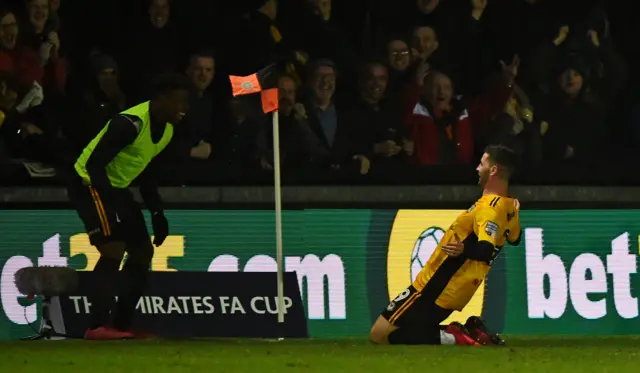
[525,228,638,320]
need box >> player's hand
[190,140,212,159]
[402,139,414,156]
[293,103,308,120]
[415,61,430,86]
[353,154,370,175]
[260,155,273,170]
[295,51,309,65]
[151,212,169,247]
[21,122,44,136]
[374,140,401,157]
[553,25,569,46]
[500,54,519,86]
[588,29,600,48]
[47,31,61,58]
[442,233,464,257]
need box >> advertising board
[2,209,638,339]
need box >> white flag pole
[272,110,285,336]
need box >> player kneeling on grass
[370,145,521,346]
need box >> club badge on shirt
[486,221,499,238]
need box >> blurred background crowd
[0,0,637,186]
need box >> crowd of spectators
[0,0,636,186]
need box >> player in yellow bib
[370,144,521,346]
[66,73,191,340]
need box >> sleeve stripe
[490,197,500,207]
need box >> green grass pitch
[1,336,639,372]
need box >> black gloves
[151,211,169,247]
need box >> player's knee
[369,316,393,344]
[97,241,126,261]
[126,239,154,265]
[369,327,388,345]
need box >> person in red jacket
[0,7,65,92]
[404,57,519,165]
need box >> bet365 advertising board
[1,209,639,340]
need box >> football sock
[89,255,121,330]
[440,330,456,345]
[113,260,149,331]
[388,327,440,345]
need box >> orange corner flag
[261,88,278,113]
[229,73,262,97]
[229,65,279,113]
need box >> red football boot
[465,316,505,346]
[84,326,134,340]
[126,329,156,340]
[445,322,482,346]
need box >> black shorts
[66,172,150,247]
[381,285,452,329]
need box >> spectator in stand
[404,56,518,165]
[5,77,69,164]
[177,51,216,161]
[347,61,412,170]
[453,0,503,95]
[295,0,357,92]
[257,74,316,171]
[0,8,46,89]
[301,59,370,175]
[214,97,263,169]
[410,25,454,86]
[22,0,66,93]
[372,0,457,47]
[411,26,440,65]
[385,38,412,76]
[0,8,48,155]
[411,26,434,60]
[536,57,605,164]
[383,38,414,112]
[529,25,627,102]
[227,0,308,82]
[529,25,627,164]
[67,52,126,153]
[0,71,21,161]
[42,0,70,54]
[119,0,182,102]
[482,83,544,167]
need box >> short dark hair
[485,144,518,179]
[150,73,192,99]
[147,0,171,8]
[359,59,388,82]
[278,73,299,88]
[412,24,438,38]
[384,37,409,53]
[423,69,451,88]
[307,58,337,78]
[188,50,215,65]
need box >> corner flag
[229,64,279,113]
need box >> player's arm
[467,206,503,263]
[507,200,522,246]
[85,114,138,195]
[507,220,522,246]
[138,157,164,215]
[139,154,170,246]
